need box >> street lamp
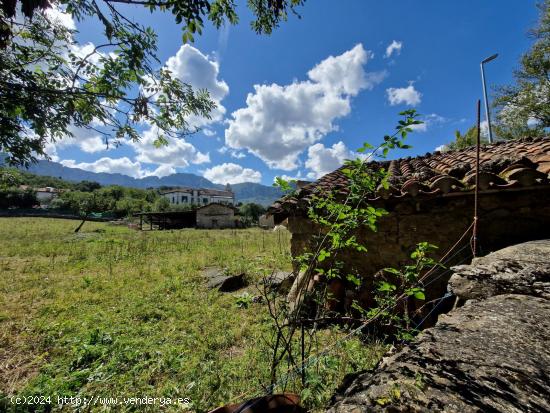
[480,53,498,143]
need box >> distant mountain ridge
[0,156,283,206]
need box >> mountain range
[1,156,284,206]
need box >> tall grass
[0,218,384,412]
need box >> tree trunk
[74,215,88,233]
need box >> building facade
[161,187,234,206]
[269,136,550,316]
[196,203,239,229]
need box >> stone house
[268,137,550,311]
[19,185,60,207]
[35,187,60,205]
[196,203,240,229]
[259,213,275,229]
[161,187,234,207]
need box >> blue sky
[46,0,540,185]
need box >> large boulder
[326,240,550,413]
[262,270,296,294]
[449,239,550,301]
[203,267,247,292]
[327,294,550,413]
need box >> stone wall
[286,187,550,311]
[196,204,237,229]
[326,240,550,413]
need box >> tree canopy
[0,0,306,166]
[494,0,549,139]
[444,126,487,151]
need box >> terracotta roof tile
[269,137,550,216]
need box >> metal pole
[480,53,498,144]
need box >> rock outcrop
[203,267,247,292]
[326,240,550,413]
[449,240,550,301]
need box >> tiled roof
[269,136,550,216]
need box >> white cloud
[150,164,176,178]
[165,44,229,128]
[42,140,60,162]
[305,141,356,179]
[409,123,428,132]
[225,44,385,170]
[61,157,145,178]
[203,163,262,184]
[435,144,449,152]
[307,46,376,95]
[218,146,246,159]
[276,172,306,182]
[60,157,179,178]
[44,7,76,30]
[410,113,447,133]
[57,124,107,153]
[384,40,402,58]
[386,84,422,106]
[480,120,489,138]
[128,126,210,168]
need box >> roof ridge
[269,136,550,216]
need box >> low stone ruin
[326,240,550,412]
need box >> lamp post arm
[480,62,494,144]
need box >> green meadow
[0,218,384,412]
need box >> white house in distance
[19,185,60,207]
[35,187,60,204]
[160,187,235,206]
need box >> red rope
[472,100,481,257]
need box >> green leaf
[378,281,396,292]
[318,249,330,262]
[346,274,361,286]
[414,291,426,300]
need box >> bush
[0,188,38,209]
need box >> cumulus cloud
[276,172,306,182]
[203,163,262,184]
[42,140,60,162]
[409,122,428,132]
[384,40,402,58]
[218,146,246,159]
[150,164,176,178]
[128,126,210,168]
[165,44,229,128]
[225,44,385,170]
[409,113,447,133]
[54,123,108,153]
[386,84,422,106]
[44,7,76,30]
[305,141,356,179]
[203,128,216,137]
[61,157,145,178]
[60,157,179,178]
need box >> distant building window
[203,198,208,204]
[182,195,188,203]
[172,196,175,203]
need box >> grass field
[0,218,385,412]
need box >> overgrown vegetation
[0,218,384,412]
[1,0,307,166]
[0,168,266,227]
[265,110,444,402]
[443,0,549,151]
[494,0,549,139]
